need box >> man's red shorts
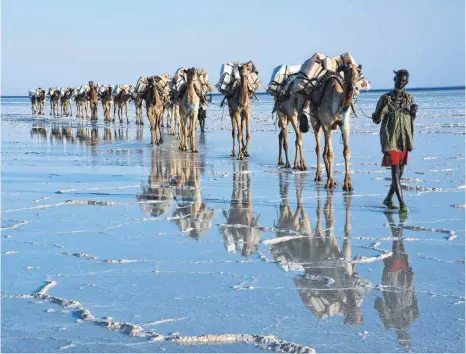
[382,149,409,167]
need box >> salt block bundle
[195,68,215,96]
[135,76,148,96]
[217,61,260,96]
[29,90,36,98]
[79,85,89,95]
[135,75,171,101]
[266,64,301,97]
[112,84,130,97]
[98,85,112,97]
[170,67,187,96]
[292,52,358,95]
[170,67,214,99]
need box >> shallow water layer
[1,91,465,353]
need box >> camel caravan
[28,51,370,189]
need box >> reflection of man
[375,212,419,349]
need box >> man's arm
[409,95,418,120]
[372,94,388,124]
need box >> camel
[143,76,165,146]
[88,81,98,120]
[226,63,254,160]
[179,68,201,152]
[220,160,262,256]
[129,85,144,125]
[310,63,362,191]
[29,90,37,115]
[168,88,181,137]
[35,88,46,115]
[75,85,90,119]
[99,85,113,122]
[113,86,131,123]
[49,88,61,117]
[275,82,309,170]
[59,88,73,117]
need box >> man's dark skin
[373,71,418,214]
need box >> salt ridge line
[27,281,316,353]
[1,220,29,230]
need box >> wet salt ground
[1,90,465,353]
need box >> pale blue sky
[1,0,465,95]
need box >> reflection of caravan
[136,149,215,238]
[220,160,262,257]
[137,149,173,218]
[375,213,419,349]
[171,153,215,239]
[270,183,371,325]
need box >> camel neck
[187,80,195,103]
[342,80,354,110]
[239,74,249,106]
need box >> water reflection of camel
[30,124,48,141]
[374,212,419,349]
[137,149,215,238]
[220,160,262,257]
[270,180,371,325]
[137,149,173,217]
[171,153,215,239]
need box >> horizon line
[1,85,465,98]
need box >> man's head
[394,69,409,91]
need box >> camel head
[239,63,250,77]
[342,64,362,89]
[186,67,197,83]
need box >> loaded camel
[98,85,113,122]
[29,90,37,115]
[60,88,73,117]
[113,86,131,123]
[310,63,362,191]
[226,63,255,160]
[88,81,98,120]
[49,88,61,117]
[143,76,165,145]
[35,88,46,115]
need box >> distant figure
[89,81,98,120]
[198,104,206,133]
[372,70,418,215]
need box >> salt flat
[1,90,464,353]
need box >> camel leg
[148,110,156,146]
[234,111,243,160]
[323,128,336,189]
[341,118,353,191]
[190,109,198,153]
[113,104,116,122]
[314,123,323,182]
[289,114,304,170]
[243,108,251,157]
[230,115,236,157]
[277,114,284,166]
[126,103,129,124]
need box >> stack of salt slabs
[170,67,214,100]
[217,61,260,97]
[112,85,130,97]
[170,68,187,97]
[291,52,359,95]
[266,64,301,97]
